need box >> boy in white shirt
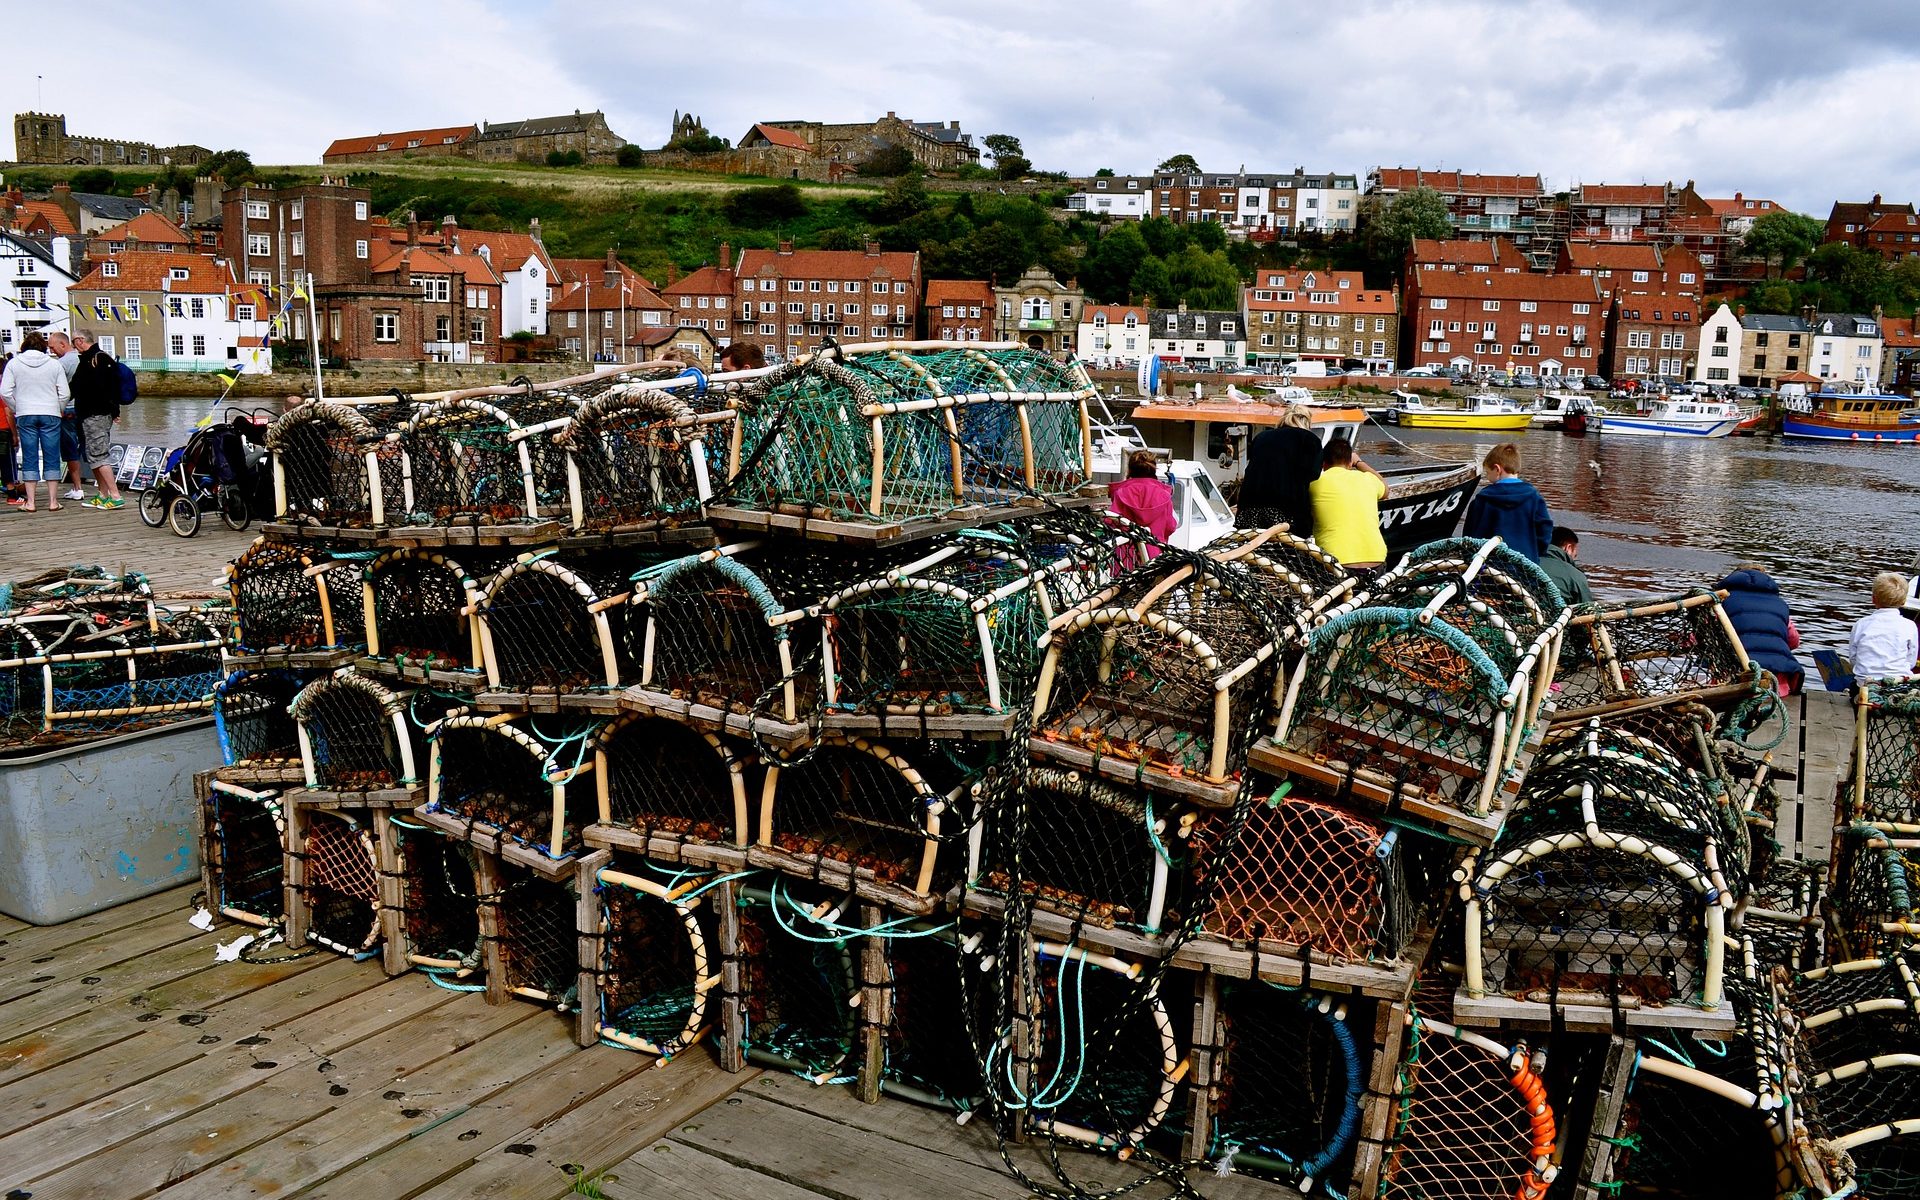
[1849,572,1919,682]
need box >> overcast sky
[7,0,1913,215]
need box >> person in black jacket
[1234,404,1322,535]
[1716,564,1803,695]
[69,331,127,510]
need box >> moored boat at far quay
[1602,395,1745,438]
[1780,390,1920,443]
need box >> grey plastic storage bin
[0,718,217,924]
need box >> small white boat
[1531,392,1589,429]
[1603,396,1744,439]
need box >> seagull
[1589,460,1602,478]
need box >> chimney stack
[865,240,881,257]
[406,212,420,247]
[718,241,731,269]
[777,240,794,256]
[528,216,542,244]
[603,247,618,288]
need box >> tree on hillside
[983,133,1031,180]
[1094,167,1115,178]
[70,167,115,194]
[1081,222,1150,303]
[869,171,930,224]
[1156,154,1201,174]
[615,144,644,168]
[1138,215,1179,259]
[858,144,917,177]
[1185,220,1228,253]
[1742,210,1825,279]
[819,226,867,251]
[1131,257,1174,306]
[723,183,807,226]
[1362,186,1451,276]
[202,149,255,183]
[1167,245,1243,310]
[1808,242,1893,309]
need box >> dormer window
[101,261,119,277]
[170,267,190,280]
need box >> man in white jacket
[0,330,74,511]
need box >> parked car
[1512,372,1541,388]
[1486,371,1516,387]
[1582,375,1611,390]
[1403,365,1443,378]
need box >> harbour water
[113,396,1918,660]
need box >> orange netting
[1382,1018,1556,1200]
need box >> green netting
[596,858,720,1056]
[736,883,860,1081]
[1832,823,1920,961]
[1856,680,1920,826]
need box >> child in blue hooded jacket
[1462,442,1553,561]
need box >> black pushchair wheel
[168,495,202,537]
[218,484,250,531]
[138,487,171,528]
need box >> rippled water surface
[118,397,1919,656]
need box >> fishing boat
[1531,392,1589,430]
[1103,398,1479,555]
[1560,397,1602,437]
[1780,390,1920,443]
[1601,395,1743,438]
[1383,391,1534,431]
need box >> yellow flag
[216,370,239,390]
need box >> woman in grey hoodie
[0,330,74,511]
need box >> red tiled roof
[18,199,76,236]
[1373,169,1542,197]
[1410,238,1501,266]
[450,227,552,274]
[1576,184,1668,206]
[369,245,501,286]
[1866,211,1920,233]
[924,279,992,306]
[736,246,919,280]
[1082,304,1149,323]
[92,211,190,245]
[1416,272,1601,303]
[1245,270,1395,313]
[552,257,655,288]
[549,276,673,313]
[1613,293,1699,325]
[1704,195,1779,218]
[663,264,735,296]
[72,250,233,294]
[1663,214,1725,234]
[746,123,811,153]
[1880,316,1920,347]
[324,126,475,158]
[1562,242,1662,271]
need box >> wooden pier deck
[0,503,253,597]
[0,886,1285,1200]
[1773,686,1855,865]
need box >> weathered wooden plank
[0,954,374,1132]
[0,885,195,965]
[601,1139,832,1200]
[166,1012,572,1200]
[0,505,252,597]
[0,975,459,1185]
[409,1052,754,1199]
[0,910,214,1031]
[293,1040,654,1200]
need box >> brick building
[1149,169,1360,234]
[550,251,676,363]
[222,180,375,296]
[734,242,920,363]
[662,244,736,347]
[1244,269,1398,373]
[992,266,1081,353]
[68,250,259,369]
[1401,270,1604,378]
[13,111,209,166]
[1367,169,1548,257]
[1860,211,1920,263]
[1406,237,1522,276]
[321,125,476,164]
[1149,303,1243,366]
[1878,316,1919,392]
[84,211,192,262]
[923,279,992,342]
[1604,292,1698,381]
[1824,195,1914,248]
[1557,242,1704,302]
[1694,310,1812,389]
[630,324,720,369]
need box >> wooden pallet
[1027,734,1245,808]
[704,490,1105,548]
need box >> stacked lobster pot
[1832,680,1920,961]
[1789,951,1920,1199]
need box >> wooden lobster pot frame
[754,732,984,916]
[1552,590,1761,724]
[1032,551,1300,792]
[723,349,1096,525]
[1010,941,1189,1156]
[1831,823,1920,961]
[289,669,442,798]
[1460,761,1735,1030]
[554,385,738,532]
[628,544,813,724]
[0,609,224,736]
[475,553,636,693]
[213,668,312,774]
[379,812,494,983]
[483,850,609,1012]
[198,776,286,929]
[972,763,1191,935]
[730,879,870,1083]
[870,919,995,1112]
[227,538,367,660]
[1603,1044,1808,1200]
[1852,679,1920,827]
[284,801,384,960]
[818,540,1063,727]
[358,549,487,679]
[427,713,603,860]
[1371,1015,1556,1200]
[1184,976,1368,1194]
[1266,606,1551,845]
[588,855,725,1060]
[265,400,408,527]
[584,713,753,870]
[1187,778,1457,970]
[390,397,564,529]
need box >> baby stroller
[138,410,272,537]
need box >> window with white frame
[170,334,185,355]
[355,201,369,221]
[290,233,304,256]
[192,334,206,356]
[355,239,369,259]
[421,277,450,302]
[245,201,269,219]
[246,234,270,256]
[125,298,141,320]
